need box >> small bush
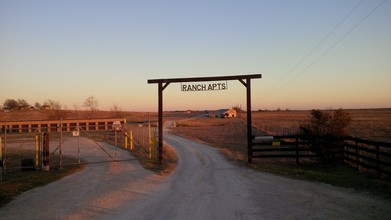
[300,109,351,163]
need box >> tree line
[2,96,99,112]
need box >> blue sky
[1,0,390,111]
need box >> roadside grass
[130,145,178,175]
[219,144,391,201]
[0,150,84,207]
[247,161,391,200]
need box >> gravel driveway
[0,131,390,219]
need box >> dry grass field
[249,109,391,142]
[1,108,390,143]
[170,108,391,152]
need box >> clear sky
[1,0,390,111]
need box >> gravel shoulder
[0,131,390,219]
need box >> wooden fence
[252,135,391,177]
[252,135,314,164]
[0,118,126,133]
[343,137,391,176]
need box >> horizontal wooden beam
[148,74,262,84]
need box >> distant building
[2,106,10,112]
[21,106,35,110]
[214,108,237,118]
[223,109,237,118]
[41,105,52,110]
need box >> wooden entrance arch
[148,74,262,164]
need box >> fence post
[59,118,63,169]
[124,132,128,149]
[42,132,50,171]
[78,128,80,164]
[0,136,2,162]
[154,128,158,162]
[35,135,39,169]
[149,120,152,159]
[296,136,299,164]
[115,129,118,147]
[0,136,2,180]
[130,130,134,150]
[376,145,381,177]
[355,140,359,170]
[3,125,7,174]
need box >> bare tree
[83,96,99,112]
[43,99,65,119]
[110,104,123,117]
[73,104,80,111]
[3,99,19,110]
[44,99,62,110]
[34,102,42,109]
[232,104,243,112]
[17,99,30,108]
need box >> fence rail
[343,136,391,176]
[0,118,126,133]
[252,135,391,177]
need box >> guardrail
[0,118,126,133]
[252,135,391,177]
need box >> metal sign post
[73,127,80,163]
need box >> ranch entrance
[148,74,262,164]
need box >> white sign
[181,81,228,92]
[112,121,122,130]
[72,130,80,137]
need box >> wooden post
[158,82,163,164]
[296,137,299,164]
[0,136,2,181]
[355,140,359,170]
[0,136,2,162]
[59,119,63,169]
[243,78,253,164]
[376,145,381,177]
[78,129,80,164]
[148,114,152,159]
[3,125,6,174]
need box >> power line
[263,0,387,95]
[265,0,364,92]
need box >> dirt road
[1,132,390,219]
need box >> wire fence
[0,121,158,180]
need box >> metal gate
[0,120,159,177]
